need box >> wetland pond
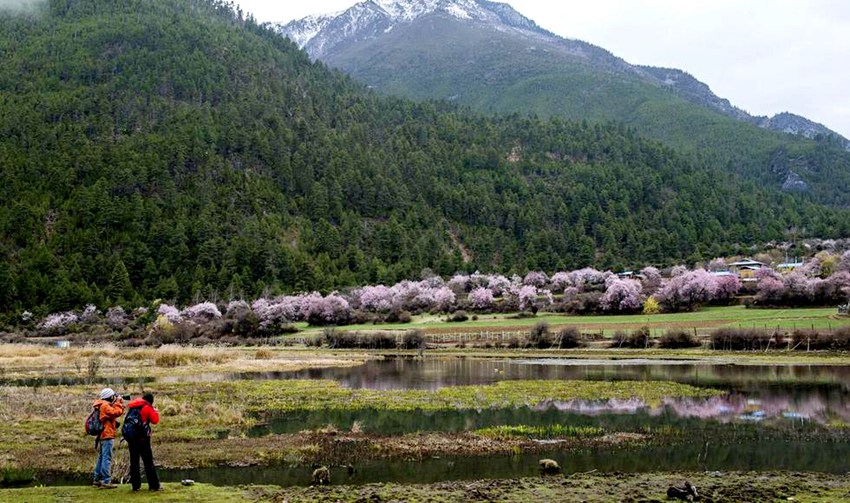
[241,357,850,431]
[22,357,850,487]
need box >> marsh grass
[0,465,35,487]
[254,348,274,359]
[476,424,604,439]
[229,379,722,414]
[152,346,234,367]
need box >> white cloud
[236,0,850,137]
[0,0,45,11]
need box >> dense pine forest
[1,0,848,315]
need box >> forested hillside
[284,5,850,207]
[1,0,848,314]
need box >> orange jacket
[93,398,125,440]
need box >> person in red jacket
[92,388,124,489]
[125,392,161,491]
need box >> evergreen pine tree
[105,260,133,305]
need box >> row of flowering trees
[30,251,850,335]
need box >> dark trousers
[128,436,160,490]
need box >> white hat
[99,388,115,400]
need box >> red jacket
[127,398,160,435]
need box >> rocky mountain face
[757,112,848,146]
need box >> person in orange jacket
[125,393,161,491]
[92,388,124,489]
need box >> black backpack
[85,405,104,437]
[121,406,148,441]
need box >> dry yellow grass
[0,344,368,380]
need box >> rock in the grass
[312,466,330,485]
[538,458,561,475]
[667,480,699,501]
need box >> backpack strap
[92,404,101,450]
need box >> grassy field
[4,473,850,502]
[294,306,850,337]
[0,376,717,474]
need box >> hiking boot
[150,487,163,492]
[92,481,102,487]
[100,483,118,489]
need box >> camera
[121,394,131,401]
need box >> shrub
[555,327,583,349]
[386,309,412,324]
[657,330,701,349]
[642,297,660,315]
[710,328,775,350]
[360,332,396,349]
[400,330,425,350]
[322,328,354,348]
[791,327,850,351]
[449,310,469,323]
[611,327,652,348]
[171,322,198,344]
[528,322,552,349]
[322,329,398,349]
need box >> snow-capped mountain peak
[281,12,340,48]
[371,0,483,21]
[272,0,545,57]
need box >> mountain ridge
[276,0,850,151]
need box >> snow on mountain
[272,0,546,54]
[280,13,340,48]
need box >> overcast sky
[235,0,850,138]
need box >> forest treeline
[1,0,849,315]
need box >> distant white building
[728,258,767,270]
[728,258,768,282]
[711,271,736,277]
[777,260,805,272]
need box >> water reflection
[35,439,850,487]
[281,357,850,391]
[271,358,850,426]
